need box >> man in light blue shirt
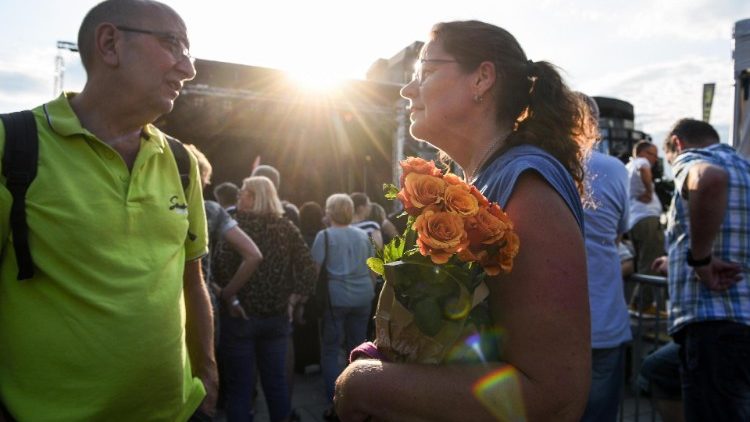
[578,94,633,422]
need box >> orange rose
[479,231,520,275]
[464,204,511,247]
[443,176,479,217]
[457,247,482,263]
[459,202,518,275]
[442,173,463,186]
[399,157,443,186]
[413,205,469,264]
[442,173,493,208]
[487,203,514,229]
[398,173,446,215]
[469,185,490,209]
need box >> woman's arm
[335,172,590,421]
[219,226,263,301]
[290,224,319,298]
[487,172,590,420]
[371,229,384,250]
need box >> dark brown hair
[632,140,655,157]
[349,192,370,209]
[299,201,325,237]
[430,21,593,194]
[667,118,720,148]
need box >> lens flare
[473,365,527,422]
[444,329,504,364]
[443,295,471,320]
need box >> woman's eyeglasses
[411,59,458,85]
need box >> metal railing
[623,273,670,422]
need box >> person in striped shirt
[662,118,749,421]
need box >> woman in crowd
[213,176,317,422]
[299,201,327,248]
[349,192,384,250]
[292,200,327,374]
[368,202,399,245]
[334,20,593,421]
[312,194,376,421]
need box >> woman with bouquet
[335,20,593,421]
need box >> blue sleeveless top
[473,145,584,232]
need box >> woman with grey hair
[311,193,376,421]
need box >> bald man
[0,1,217,420]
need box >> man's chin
[157,98,176,115]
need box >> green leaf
[382,237,405,263]
[404,220,417,246]
[367,257,384,276]
[383,183,399,200]
[413,297,443,337]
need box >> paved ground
[216,365,331,422]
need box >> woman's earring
[474,94,483,103]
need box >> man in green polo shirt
[0,0,217,420]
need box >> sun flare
[285,68,345,93]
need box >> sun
[284,68,346,93]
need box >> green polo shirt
[0,93,208,421]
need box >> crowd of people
[1,1,748,422]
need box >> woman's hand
[293,303,306,325]
[226,297,248,320]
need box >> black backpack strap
[165,135,190,193]
[1,111,39,281]
[164,134,197,241]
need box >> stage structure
[593,97,672,209]
[157,59,404,208]
[593,97,652,163]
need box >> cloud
[583,56,734,143]
[0,47,83,113]
[619,0,743,41]
[0,68,51,112]
[0,70,48,94]
[530,0,747,42]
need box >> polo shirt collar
[43,92,89,138]
[141,123,168,150]
[44,92,167,150]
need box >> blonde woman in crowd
[213,176,316,422]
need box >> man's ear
[474,61,496,99]
[671,134,686,152]
[95,23,120,67]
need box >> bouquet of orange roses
[365,157,519,364]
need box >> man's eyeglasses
[411,59,458,85]
[116,26,194,64]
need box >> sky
[1,0,748,148]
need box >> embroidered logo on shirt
[169,195,188,214]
